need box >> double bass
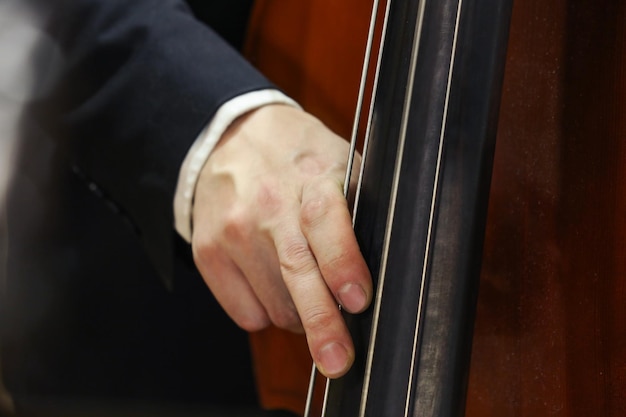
[245,0,626,415]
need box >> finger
[300,177,372,314]
[211,189,303,333]
[224,233,303,333]
[193,240,271,332]
[273,222,354,378]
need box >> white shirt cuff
[174,89,299,242]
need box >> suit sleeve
[33,0,273,283]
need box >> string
[309,0,486,414]
[304,0,388,416]
[303,362,318,417]
[305,0,464,414]
[342,0,386,200]
[338,0,465,413]
[357,0,428,414]
[403,0,465,414]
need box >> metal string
[342,0,386,201]
[357,0,428,414]
[310,0,474,414]
[402,1,465,415]
[303,0,388,415]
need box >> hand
[191,104,372,378]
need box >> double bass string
[403,0,464,414]
[303,361,318,417]
[358,0,430,414]
[304,0,513,413]
[324,0,465,413]
[343,0,387,203]
[304,1,391,416]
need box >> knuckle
[221,207,252,242]
[300,195,327,228]
[191,237,219,267]
[303,306,336,333]
[300,181,344,229]
[279,238,315,276]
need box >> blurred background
[1,2,54,414]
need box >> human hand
[191,104,372,378]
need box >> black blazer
[39,0,271,281]
[2,0,272,407]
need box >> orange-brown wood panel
[245,0,374,139]
[467,0,626,416]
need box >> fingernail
[338,283,368,313]
[318,342,350,377]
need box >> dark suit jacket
[38,0,269,281]
[2,0,274,408]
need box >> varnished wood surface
[467,0,626,415]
